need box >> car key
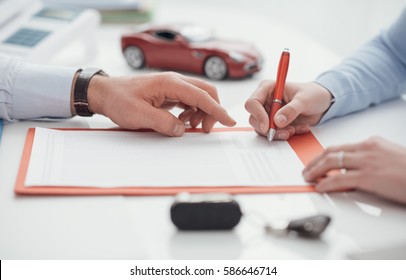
[265,214,331,238]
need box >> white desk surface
[1,2,406,259]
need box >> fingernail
[173,123,184,136]
[277,132,289,139]
[302,170,308,177]
[275,114,287,126]
[303,174,310,181]
[230,116,237,125]
[302,170,312,181]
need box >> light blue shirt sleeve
[316,8,406,123]
[0,53,78,122]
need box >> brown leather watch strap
[74,68,108,116]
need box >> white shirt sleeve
[0,53,78,121]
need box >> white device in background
[0,0,100,63]
[42,0,141,10]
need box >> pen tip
[267,129,276,143]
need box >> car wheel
[124,46,145,69]
[204,56,227,80]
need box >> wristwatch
[73,67,108,116]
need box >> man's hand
[85,72,236,136]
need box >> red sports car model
[121,24,263,80]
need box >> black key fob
[170,193,242,230]
[287,214,331,238]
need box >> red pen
[267,48,290,142]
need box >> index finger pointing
[166,78,236,127]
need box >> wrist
[312,82,335,114]
[71,68,109,116]
[87,74,109,115]
[323,89,335,113]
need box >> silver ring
[272,99,283,104]
[337,151,345,169]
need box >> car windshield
[180,26,214,43]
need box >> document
[24,127,308,188]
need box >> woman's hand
[245,81,333,140]
[303,137,406,204]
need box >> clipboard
[15,127,324,196]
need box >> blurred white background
[159,0,405,57]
